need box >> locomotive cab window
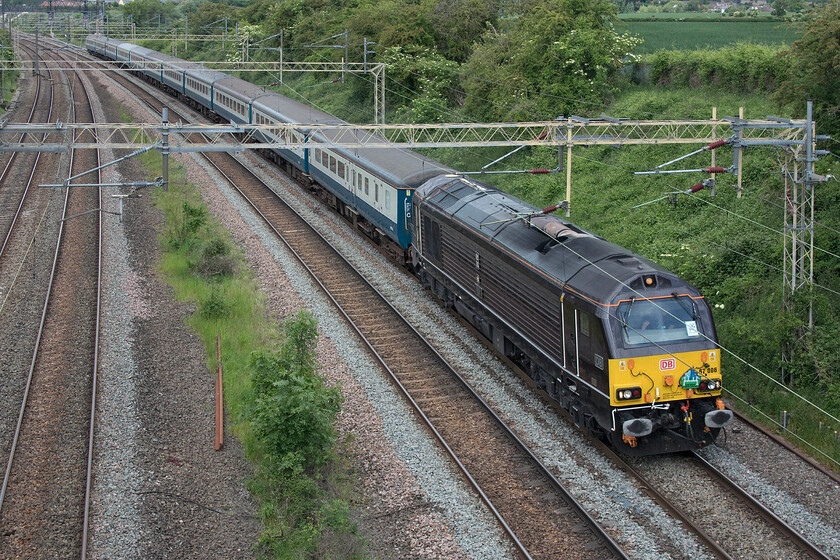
[617,297,703,347]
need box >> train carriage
[183,67,226,114]
[84,34,106,57]
[308,132,447,251]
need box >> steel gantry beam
[0,117,809,151]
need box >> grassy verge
[1,30,19,108]
[139,148,369,558]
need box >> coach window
[314,149,321,164]
[384,189,391,210]
[329,156,337,174]
[337,161,345,179]
[375,183,380,203]
[365,177,369,196]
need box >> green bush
[163,200,208,249]
[194,235,239,279]
[648,43,783,91]
[198,287,230,319]
[250,311,343,473]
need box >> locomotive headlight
[707,380,718,390]
[616,387,642,401]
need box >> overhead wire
[566,162,840,298]
[682,190,840,262]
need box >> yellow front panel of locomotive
[608,350,721,407]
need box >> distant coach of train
[87,34,734,454]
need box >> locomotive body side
[413,175,733,455]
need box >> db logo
[660,358,676,371]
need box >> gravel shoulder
[88,71,261,560]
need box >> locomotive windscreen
[617,297,705,347]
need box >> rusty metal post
[215,333,223,450]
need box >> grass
[618,20,802,53]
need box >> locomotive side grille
[440,231,474,291]
[481,259,564,365]
[441,230,564,365]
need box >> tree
[774,0,840,134]
[384,45,460,122]
[461,0,641,121]
[429,0,500,63]
[120,0,178,27]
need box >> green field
[617,11,775,19]
[618,20,802,52]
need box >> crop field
[618,20,802,52]
[618,11,765,19]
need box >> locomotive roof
[416,175,680,304]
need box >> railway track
[581,434,834,560]
[0,45,51,261]
[732,409,840,484]
[77,49,631,558]
[0,34,102,559]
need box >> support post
[565,118,572,217]
[215,333,224,450]
[711,107,717,189]
[781,100,818,380]
[737,106,744,197]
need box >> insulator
[689,182,705,193]
[704,166,728,174]
[534,131,548,141]
[529,168,551,174]
[706,140,727,150]
[541,204,558,214]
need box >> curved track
[0,33,102,559]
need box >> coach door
[564,303,579,377]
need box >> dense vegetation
[116,0,840,548]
